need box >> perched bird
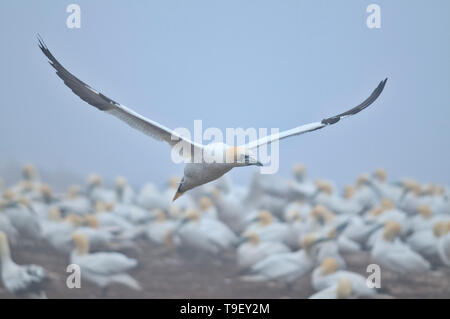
[0,231,47,298]
[145,209,181,247]
[371,221,431,273]
[309,277,354,299]
[311,257,376,297]
[70,232,141,295]
[434,221,450,266]
[177,209,237,254]
[38,36,387,200]
[236,232,290,270]
[239,234,320,287]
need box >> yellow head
[244,232,260,245]
[343,186,355,199]
[65,214,84,227]
[301,233,317,252]
[374,169,387,182]
[22,163,36,180]
[184,209,201,221]
[315,180,333,195]
[85,215,100,229]
[48,207,62,221]
[3,189,15,201]
[380,198,394,211]
[87,173,102,186]
[402,179,421,196]
[67,185,80,198]
[320,257,339,275]
[17,196,30,208]
[225,146,261,167]
[105,202,115,212]
[383,221,402,241]
[356,174,370,187]
[199,196,213,211]
[310,205,335,224]
[417,205,432,219]
[292,163,306,178]
[94,201,107,213]
[257,210,273,226]
[39,184,52,198]
[285,209,301,223]
[72,232,89,255]
[433,221,450,238]
[115,176,127,189]
[369,207,384,217]
[153,209,166,222]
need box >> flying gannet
[38,36,387,201]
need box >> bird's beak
[172,190,184,202]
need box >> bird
[177,209,237,255]
[309,277,354,299]
[0,231,47,298]
[236,232,290,270]
[144,209,181,248]
[70,232,141,295]
[38,36,387,200]
[238,234,320,287]
[434,221,450,266]
[371,221,431,273]
[311,257,376,297]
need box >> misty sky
[1,0,449,189]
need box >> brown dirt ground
[1,240,449,299]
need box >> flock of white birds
[0,163,449,299]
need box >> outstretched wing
[244,78,387,149]
[38,36,203,154]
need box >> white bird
[239,234,319,286]
[86,174,116,205]
[434,221,450,266]
[70,232,141,294]
[311,257,376,297]
[244,210,291,244]
[145,209,181,247]
[313,180,365,215]
[309,277,354,299]
[57,185,91,216]
[236,232,290,270]
[114,176,135,204]
[371,221,431,273]
[0,231,47,298]
[38,37,387,200]
[177,209,237,254]
[2,191,42,240]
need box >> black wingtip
[321,78,388,125]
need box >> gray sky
[1,0,449,188]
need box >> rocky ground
[1,240,449,299]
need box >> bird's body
[71,233,141,292]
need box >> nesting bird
[0,231,47,298]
